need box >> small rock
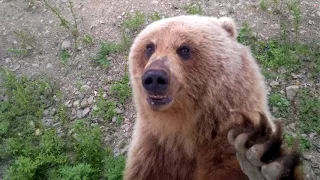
[317,11,320,17]
[288,123,296,130]
[61,40,71,49]
[116,108,124,114]
[308,20,314,25]
[43,109,50,116]
[272,107,279,114]
[81,99,89,108]
[32,63,40,68]
[291,73,297,79]
[87,96,94,105]
[73,100,80,108]
[82,107,90,117]
[263,21,267,24]
[112,116,117,123]
[219,10,227,16]
[5,58,11,63]
[151,0,158,4]
[81,85,91,92]
[270,81,279,88]
[49,108,56,116]
[35,129,41,136]
[309,133,318,139]
[303,154,313,160]
[46,63,53,69]
[76,110,83,119]
[12,64,20,71]
[286,85,299,100]
[279,67,287,74]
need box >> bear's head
[129,15,248,112]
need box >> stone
[87,96,94,105]
[73,100,80,108]
[32,63,40,68]
[116,108,124,114]
[270,81,279,88]
[81,85,91,92]
[286,85,299,100]
[61,40,71,49]
[12,64,20,71]
[308,20,314,25]
[5,58,11,63]
[317,11,320,17]
[82,107,90,117]
[81,99,89,108]
[46,63,53,69]
[49,108,56,116]
[76,110,83,119]
[112,116,117,123]
[43,109,50,116]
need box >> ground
[0,0,319,179]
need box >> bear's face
[129,15,239,112]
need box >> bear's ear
[218,17,237,40]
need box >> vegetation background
[0,0,319,179]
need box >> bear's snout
[142,69,169,94]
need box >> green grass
[0,69,126,179]
[298,89,320,134]
[92,41,124,67]
[269,93,290,118]
[59,49,71,66]
[149,12,162,21]
[81,34,94,45]
[184,3,202,15]
[7,48,29,57]
[122,11,146,32]
[260,0,268,11]
[44,0,79,51]
[283,133,311,152]
[111,72,131,105]
[92,89,118,122]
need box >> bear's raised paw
[227,110,304,180]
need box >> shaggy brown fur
[124,15,303,180]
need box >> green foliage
[269,93,290,118]
[92,41,123,67]
[122,11,146,31]
[81,34,94,45]
[92,90,117,121]
[298,89,320,134]
[111,72,131,104]
[60,49,71,65]
[237,22,257,47]
[150,12,162,21]
[7,48,29,57]
[7,30,35,57]
[283,133,311,152]
[44,0,79,51]
[184,3,202,15]
[103,155,126,180]
[260,0,268,10]
[286,0,301,39]
[57,163,96,180]
[0,69,126,179]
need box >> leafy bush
[0,69,126,179]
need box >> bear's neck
[136,102,219,157]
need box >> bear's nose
[142,70,169,93]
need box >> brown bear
[124,15,303,180]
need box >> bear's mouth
[147,95,173,106]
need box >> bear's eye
[146,43,155,57]
[177,45,191,60]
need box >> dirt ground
[0,0,319,179]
